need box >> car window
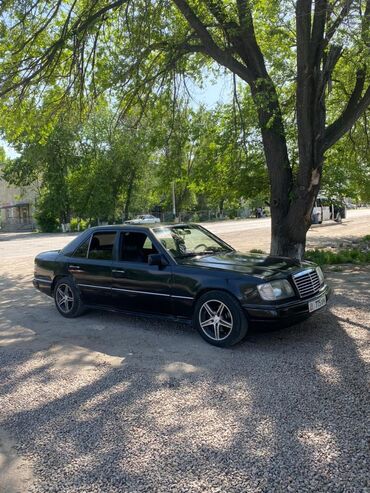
[88,232,116,260]
[120,232,158,263]
[72,237,90,258]
[154,225,232,259]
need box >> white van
[312,197,346,224]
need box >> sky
[0,72,234,160]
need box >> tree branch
[323,69,370,151]
[172,0,255,84]
[324,0,354,47]
[0,0,128,98]
[310,0,327,67]
[236,0,268,77]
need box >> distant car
[33,223,330,347]
[125,214,160,224]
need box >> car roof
[88,223,194,232]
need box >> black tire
[193,290,248,347]
[54,277,86,318]
[335,212,342,223]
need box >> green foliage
[70,218,89,232]
[34,207,59,233]
[0,0,368,238]
[305,248,370,266]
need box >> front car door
[111,229,173,315]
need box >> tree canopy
[0,1,369,255]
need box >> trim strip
[171,294,194,300]
[77,283,194,300]
[112,287,170,297]
[78,283,111,290]
[34,278,52,284]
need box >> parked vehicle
[312,197,346,224]
[125,214,160,224]
[33,224,330,347]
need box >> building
[0,179,37,232]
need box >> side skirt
[84,303,193,325]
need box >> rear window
[88,232,116,260]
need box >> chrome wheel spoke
[203,302,215,317]
[57,287,64,298]
[200,318,215,328]
[216,302,225,316]
[199,299,234,342]
[214,323,220,340]
[56,284,74,313]
[219,318,232,329]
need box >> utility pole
[172,181,176,221]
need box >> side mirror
[148,253,168,267]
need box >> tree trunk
[123,170,136,221]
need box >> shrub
[305,248,370,266]
[70,217,89,232]
[35,209,59,233]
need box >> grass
[305,236,370,265]
[305,249,370,265]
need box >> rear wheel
[193,290,248,347]
[54,277,85,318]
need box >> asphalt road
[0,208,369,259]
[0,208,369,492]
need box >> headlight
[316,266,325,285]
[257,280,295,301]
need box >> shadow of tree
[0,268,369,492]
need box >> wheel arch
[193,286,242,307]
[51,274,72,294]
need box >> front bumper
[243,283,331,322]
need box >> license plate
[309,294,326,313]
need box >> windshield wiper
[178,249,227,258]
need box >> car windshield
[153,225,233,259]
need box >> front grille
[292,269,321,298]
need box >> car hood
[177,251,313,280]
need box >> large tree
[0,0,369,257]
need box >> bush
[35,209,59,233]
[305,248,370,266]
[70,217,89,232]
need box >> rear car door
[66,230,116,307]
[111,230,172,315]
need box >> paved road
[204,208,370,252]
[1,208,369,259]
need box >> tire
[54,277,86,318]
[335,212,342,223]
[193,290,248,347]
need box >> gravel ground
[0,222,369,492]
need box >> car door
[111,230,172,315]
[66,230,116,306]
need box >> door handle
[68,265,84,272]
[112,269,126,276]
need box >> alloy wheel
[56,283,74,314]
[198,299,234,341]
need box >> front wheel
[54,277,85,318]
[193,291,248,347]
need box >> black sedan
[33,223,330,347]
